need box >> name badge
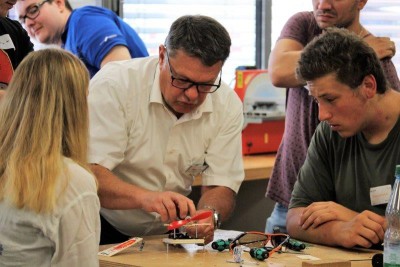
[370,185,391,206]
[0,34,15,50]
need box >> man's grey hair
[164,15,231,66]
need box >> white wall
[271,0,312,49]
[69,0,102,8]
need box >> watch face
[202,206,221,229]
[214,212,221,229]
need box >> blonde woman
[0,49,100,266]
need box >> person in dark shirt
[0,0,33,92]
[288,28,400,249]
[265,0,399,234]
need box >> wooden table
[193,154,276,186]
[99,231,380,267]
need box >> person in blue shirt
[15,0,148,77]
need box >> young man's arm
[287,205,386,248]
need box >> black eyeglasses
[19,0,49,24]
[229,231,290,259]
[164,47,222,94]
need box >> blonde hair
[0,49,90,213]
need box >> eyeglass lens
[233,232,288,249]
[172,78,218,93]
[236,233,268,247]
[165,46,221,93]
[20,0,48,24]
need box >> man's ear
[358,0,368,11]
[361,74,377,99]
[54,0,66,11]
[158,45,166,67]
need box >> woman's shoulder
[62,158,97,193]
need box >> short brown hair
[296,28,388,93]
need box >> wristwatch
[203,206,221,229]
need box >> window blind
[361,0,400,75]
[121,0,257,86]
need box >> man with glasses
[15,0,148,77]
[88,15,244,245]
[0,0,33,93]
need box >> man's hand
[185,209,215,244]
[189,186,236,245]
[139,191,196,222]
[364,35,396,59]
[300,201,357,230]
[330,210,386,248]
[288,207,386,249]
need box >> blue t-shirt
[61,6,149,77]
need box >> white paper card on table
[98,237,143,257]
